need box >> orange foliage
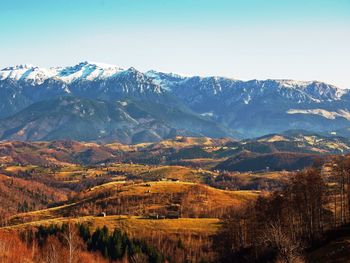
[0,231,33,263]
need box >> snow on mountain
[145,70,187,91]
[1,62,348,110]
[145,71,348,105]
[287,109,350,121]
[0,64,56,85]
[274,80,347,101]
[55,61,124,83]
[0,61,350,139]
[0,62,167,120]
[0,61,124,85]
[1,62,347,102]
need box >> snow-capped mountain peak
[0,64,57,85]
[277,80,347,101]
[0,61,350,140]
[0,61,126,84]
[145,70,189,91]
[0,62,348,102]
[55,61,124,83]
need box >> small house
[97,212,106,217]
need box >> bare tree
[62,222,80,263]
[263,222,304,263]
[44,236,61,263]
[130,252,149,263]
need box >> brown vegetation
[215,155,350,262]
[0,173,67,224]
[1,138,350,262]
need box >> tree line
[15,222,164,263]
[215,155,350,262]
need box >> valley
[1,0,349,261]
[0,135,350,262]
[0,64,350,262]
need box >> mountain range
[0,61,349,143]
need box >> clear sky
[1,0,349,88]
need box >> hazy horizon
[1,60,349,89]
[1,0,349,88]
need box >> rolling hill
[7,181,258,225]
[0,133,348,171]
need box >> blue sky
[1,0,350,87]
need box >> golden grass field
[7,181,259,225]
[4,165,37,173]
[10,181,260,222]
[3,215,220,237]
[3,163,218,183]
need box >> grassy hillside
[3,215,220,236]
[8,181,258,225]
[1,179,256,262]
